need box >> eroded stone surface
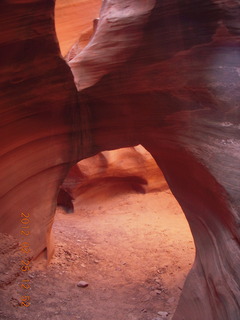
[69,1,240,319]
[59,146,168,207]
[0,0,240,319]
[55,0,102,56]
[0,0,80,258]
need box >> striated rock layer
[69,1,240,319]
[0,0,81,258]
[58,146,168,210]
[0,0,240,319]
[55,0,102,56]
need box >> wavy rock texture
[55,0,102,56]
[58,146,168,210]
[0,0,240,319]
[0,0,81,258]
[69,0,240,319]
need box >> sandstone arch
[0,0,239,319]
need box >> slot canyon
[0,1,239,320]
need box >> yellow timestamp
[19,212,32,307]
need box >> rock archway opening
[54,0,102,57]
[54,2,196,318]
[48,145,195,319]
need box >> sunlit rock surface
[55,0,102,56]
[0,0,239,319]
[59,146,168,208]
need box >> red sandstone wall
[55,0,102,55]
[0,0,80,258]
[0,0,239,319]
[69,1,240,319]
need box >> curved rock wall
[70,0,240,319]
[0,0,81,258]
[58,146,168,210]
[55,0,102,56]
[0,0,239,319]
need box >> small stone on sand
[77,281,89,288]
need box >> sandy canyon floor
[0,187,195,320]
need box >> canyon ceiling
[0,0,240,319]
